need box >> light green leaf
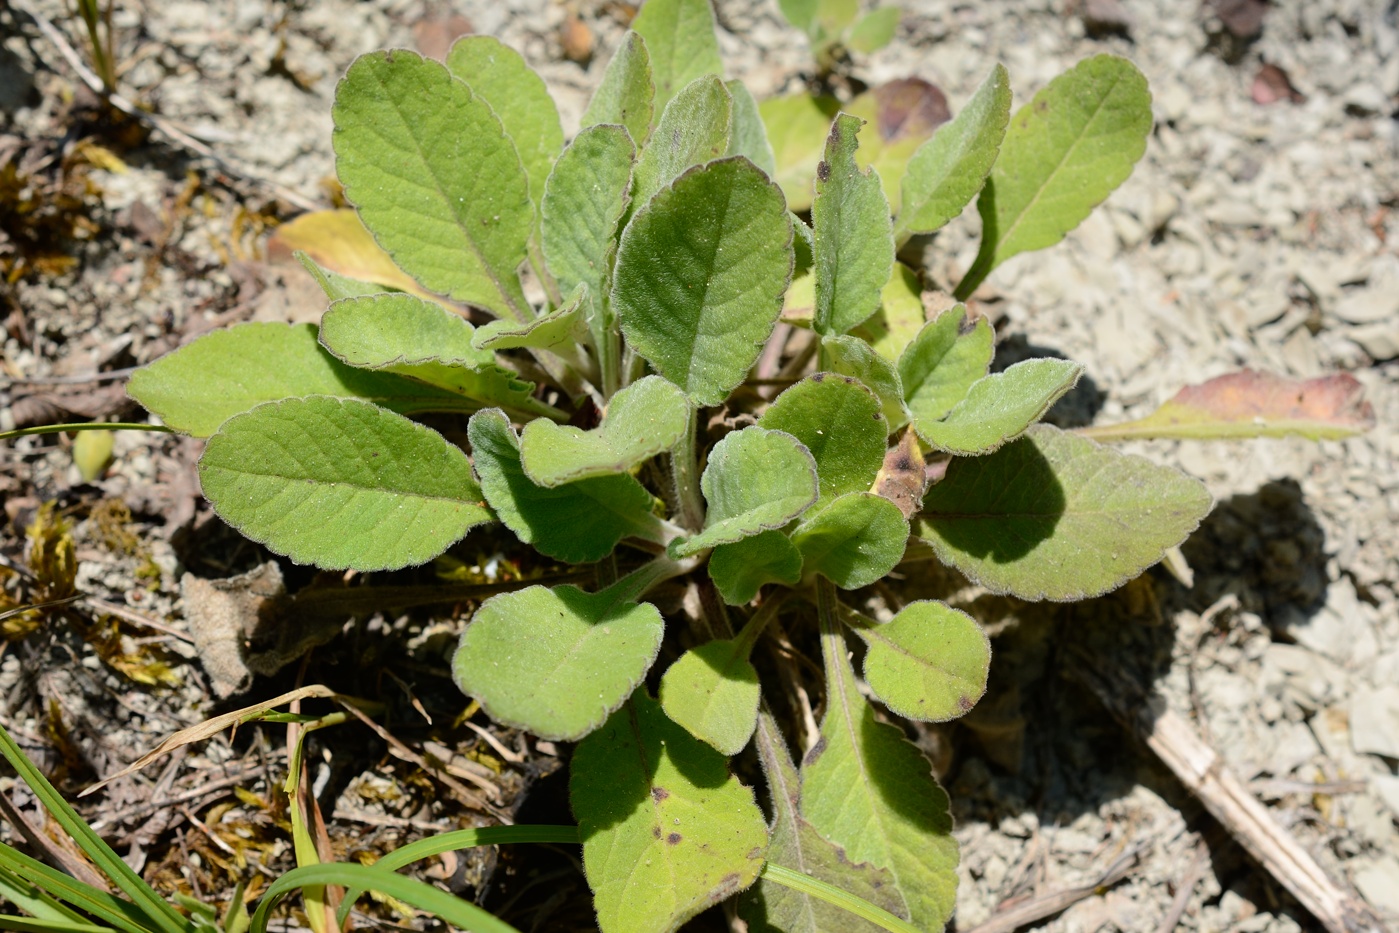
[670,426,818,558]
[200,397,492,571]
[812,114,894,337]
[802,618,958,930]
[791,492,907,590]
[318,293,555,419]
[296,252,385,301]
[847,7,900,53]
[957,55,1152,299]
[709,531,804,605]
[453,583,664,740]
[814,0,859,39]
[614,157,794,407]
[581,32,655,146]
[473,283,588,351]
[127,322,475,437]
[852,262,925,362]
[659,638,760,755]
[726,80,777,178]
[914,358,1082,455]
[468,410,660,563]
[844,80,950,215]
[778,0,818,34]
[571,690,768,933]
[822,335,909,428]
[630,0,724,113]
[445,37,563,227]
[631,74,733,212]
[760,92,839,212]
[519,376,689,486]
[333,50,531,320]
[917,424,1213,600]
[897,304,993,425]
[846,601,990,722]
[759,374,887,509]
[894,65,1011,244]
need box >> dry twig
[961,841,1145,933]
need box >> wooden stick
[960,842,1144,933]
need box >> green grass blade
[0,424,174,443]
[0,863,90,925]
[0,917,116,933]
[0,845,156,933]
[759,864,921,933]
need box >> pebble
[1350,685,1399,759]
[1352,855,1399,915]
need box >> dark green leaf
[581,32,655,146]
[897,304,992,425]
[791,493,907,589]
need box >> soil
[1,0,1397,931]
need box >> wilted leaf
[871,429,925,518]
[846,601,990,722]
[296,252,385,302]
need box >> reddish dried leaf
[413,11,474,61]
[1210,0,1268,39]
[865,78,951,145]
[1252,63,1304,105]
[873,430,927,519]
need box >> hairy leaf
[659,638,760,755]
[629,0,724,113]
[726,80,777,177]
[760,92,840,212]
[709,531,804,605]
[852,262,925,362]
[581,32,655,146]
[914,358,1082,455]
[822,335,909,428]
[844,79,950,214]
[472,284,588,351]
[631,75,733,212]
[791,493,907,589]
[759,374,887,509]
[897,304,993,425]
[847,601,990,722]
[296,252,384,301]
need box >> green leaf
[581,32,655,146]
[473,283,588,351]
[318,293,555,419]
[571,690,768,933]
[822,335,909,428]
[957,55,1152,299]
[614,157,794,407]
[631,74,733,212]
[791,492,907,589]
[199,397,492,571]
[270,209,447,305]
[777,0,817,34]
[913,358,1082,455]
[846,601,990,722]
[760,93,840,212]
[444,36,563,228]
[296,252,385,301]
[468,409,660,563]
[894,65,1011,244]
[333,50,531,320]
[844,80,950,215]
[852,262,925,362]
[520,376,689,486]
[629,0,724,113]
[847,7,900,53]
[897,304,993,425]
[709,531,804,605]
[127,322,475,437]
[759,374,887,509]
[812,114,894,337]
[814,0,859,39]
[659,638,760,755]
[453,583,664,740]
[670,426,818,558]
[726,80,777,177]
[802,615,958,930]
[917,424,1213,600]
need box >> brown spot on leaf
[816,160,831,182]
[959,695,974,711]
[811,372,825,382]
[652,826,662,838]
[873,430,927,520]
[651,786,670,802]
[667,832,682,845]
[802,736,827,766]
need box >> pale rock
[1283,577,1377,665]
[1204,199,1260,227]
[1261,642,1343,710]
[1351,684,1399,759]
[1351,854,1399,915]
[1373,774,1399,821]
[1349,322,1399,361]
[1343,82,1390,116]
[1266,719,1322,775]
[1334,287,1397,325]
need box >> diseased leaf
[571,690,768,933]
[659,637,760,755]
[333,51,531,320]
[852,262,925,362]
[453,583,664,740]
[473,283,588,351]
[468,410,661,563]
[614,157,793,407]
[791,493,907,590]
[847,7,900,53]
[914,358,1082,455]
[127,322,475,437]
[581,32,655,146]
[670,426,818,558]
[726,80,777,177]
[200,397,491,571]
[631,74,733,212]
[957,55,1152,299]
[759,374,887,509]
[897,304,993,426]
[846,601,990,722]
[629,0,724,113]
[709,531,804,605]
[894,65,1011,244]
[1079,370,1377,442]
[296,252,384,301]
[822,334,909,428]
[520,376,689,486]
[268,209,443,304]
[811,114,894,337]
[917,424,1213,600]
[845,78,951,214]
[871,430,926,519]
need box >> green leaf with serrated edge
[659,638,760,755]
[761,93,840,212]
[670,426,818,559]
[844,81,950,215]
[917,424,1213,600]
[741,711,906,933]
[581,32,655,147]
[894,65,1011,245]
[318,294,556,419]
[709,531,804,605]
[520,376,689,486]
[914,358,1082,455]
[845,601,990,722]
[631,75,733,213]
[791,212,815,276]
[445,37,562,228]
[957,55,1151,299]
[726,80,777,178]
[614,157,794,407]
[847,7,900,53]
[333,51,531,320]
[473,283,588,352]
[453,583,663,740]
[852,262,924,362]
[630,0,723,113]
[812,114,894,337]
[571,690,768,933]
[791,492,907,589]
[127,322,474,438]
[759,374,886,509]
[468,409,661,563]
[296,252,384,301]
[822,335,909,428]
[802,605,958,930]
[200,397,491,571]
[897,304,993,425]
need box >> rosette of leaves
[126,3,1212,930]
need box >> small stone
[1351,685,1399,759]
[1372,774,1399,821]
[1334,287,1397,325]
[1349,322,1399,361]
[1352,855,1399,915]
[1343,83,1390,116]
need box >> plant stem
[599,554,698,607]
[670,405,705,532]
[815,576,845,687]
[731,592,790,658]
[0,422,175,442]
